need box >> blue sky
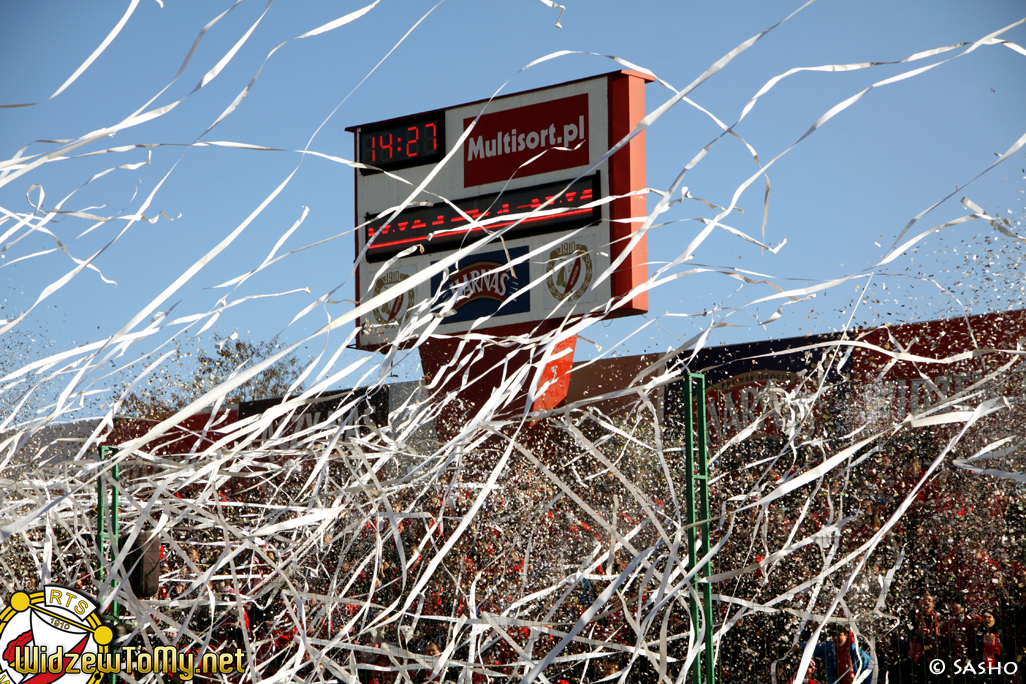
[1,0,1024,402]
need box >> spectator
[885,634,940,684]
[804,658,822,684]
[600,657,621,681]
[799,625,872,684]
[1006,567,1026,678]
[913,593,942,653]
[971,610,1009,683]
[420,641,446,683]
[941,595,979,663]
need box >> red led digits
[358,116,442,174]
[406,126,419,157]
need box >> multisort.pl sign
[463,94,589,187]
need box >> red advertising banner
[847,310,1026,425]
[463,94,589,188]
[666,310,1026,446]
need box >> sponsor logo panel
[431,246,530,324]
[463,94,589,187]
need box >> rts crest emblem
[0,586,113,684]
[370,271,413,328]
[546,242,592,303]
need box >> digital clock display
[365,175,600,262]
[357,114,444,174]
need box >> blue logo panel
[431,246,530,324]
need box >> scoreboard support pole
[683,374,715,684]
[97,445,120,684]
[418,319,577,443]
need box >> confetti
[2,4,1025,683]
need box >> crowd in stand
[4,406,1024,684]
[716,420,1026,683]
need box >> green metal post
[683,378,699,684]
[98,446,120,620]
[694,374,715,684]
[684,374,714,684]
[97,460,106,566]
[98,446,120,684]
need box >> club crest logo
[546,242,592,302]
[0,586,113,684]
[370,271,413,327]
